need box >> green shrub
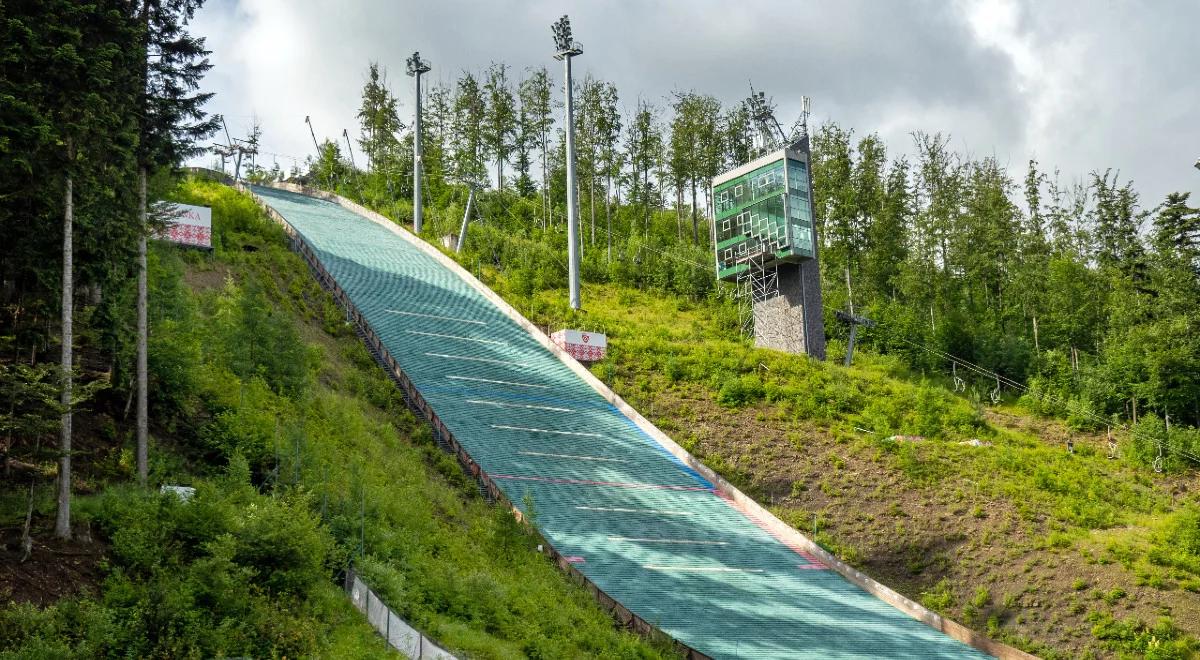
[920,578,956,612]
[717,374,765,408]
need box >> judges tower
[712,92,825,359]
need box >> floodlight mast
[407,52,432,234]
[553,15,584,310]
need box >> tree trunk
[589,175,595,246]
[691,179,699,244]
[675,187,683,240]
[137,168,148,487]
[606,173,612,263]
[541,126,548,230]
[55,175,73,541]
[643,169,651,236]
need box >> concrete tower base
[753,260,826,360]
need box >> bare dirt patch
[624,381,1200,658]
[0,519,106,607]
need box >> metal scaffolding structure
[733,217,782,340]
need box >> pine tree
[12,0,145,538]
[1091,169,1148,283]
[357,62,403,174]
[1152,192,1200,270]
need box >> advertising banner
[161,203,212,249]
[550,329,607,362]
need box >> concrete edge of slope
[242,180,1037,660]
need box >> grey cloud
[192,0,1199,208]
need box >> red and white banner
[551,329,607,362]
[161,203,212,249]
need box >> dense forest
[267,59,1200,468]
[1,0,1198,654]
[1,0,218,532]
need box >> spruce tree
[357,62,403,173]
[18,0,143,538]
[133,0,218,487]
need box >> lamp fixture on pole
[552,15,584,310]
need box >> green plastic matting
[250,185,991,660]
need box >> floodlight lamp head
[1194,157,1200,171]
[304,115,311,124]
[552,15,582,57]
[406,51,430,77]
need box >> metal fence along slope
[247,184,1002,659]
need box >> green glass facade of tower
[713,147,816,281]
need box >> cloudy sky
[191,0,1200,207]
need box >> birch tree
[134,0,218,488]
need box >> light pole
[553,15,584,310]
[407,52,431,234]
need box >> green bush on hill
[1,178,677,659]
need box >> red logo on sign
[582,333,590,343]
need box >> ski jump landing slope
[249,184,1001,660]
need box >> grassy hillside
[466,268,1200,659]
[0,179,675,659]
[343,189,1200,659]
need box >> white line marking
[386,309,487,325]
[490,424,601,437]
[643,566,764,573]
[469,399,571,413]
[611,537,728,545]
[426,352,527,367]
[447,375,550,389]
[575,506,696,516]
[406,330,505,345]
[520,451,628,463]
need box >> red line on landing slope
[490,473,716,492]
